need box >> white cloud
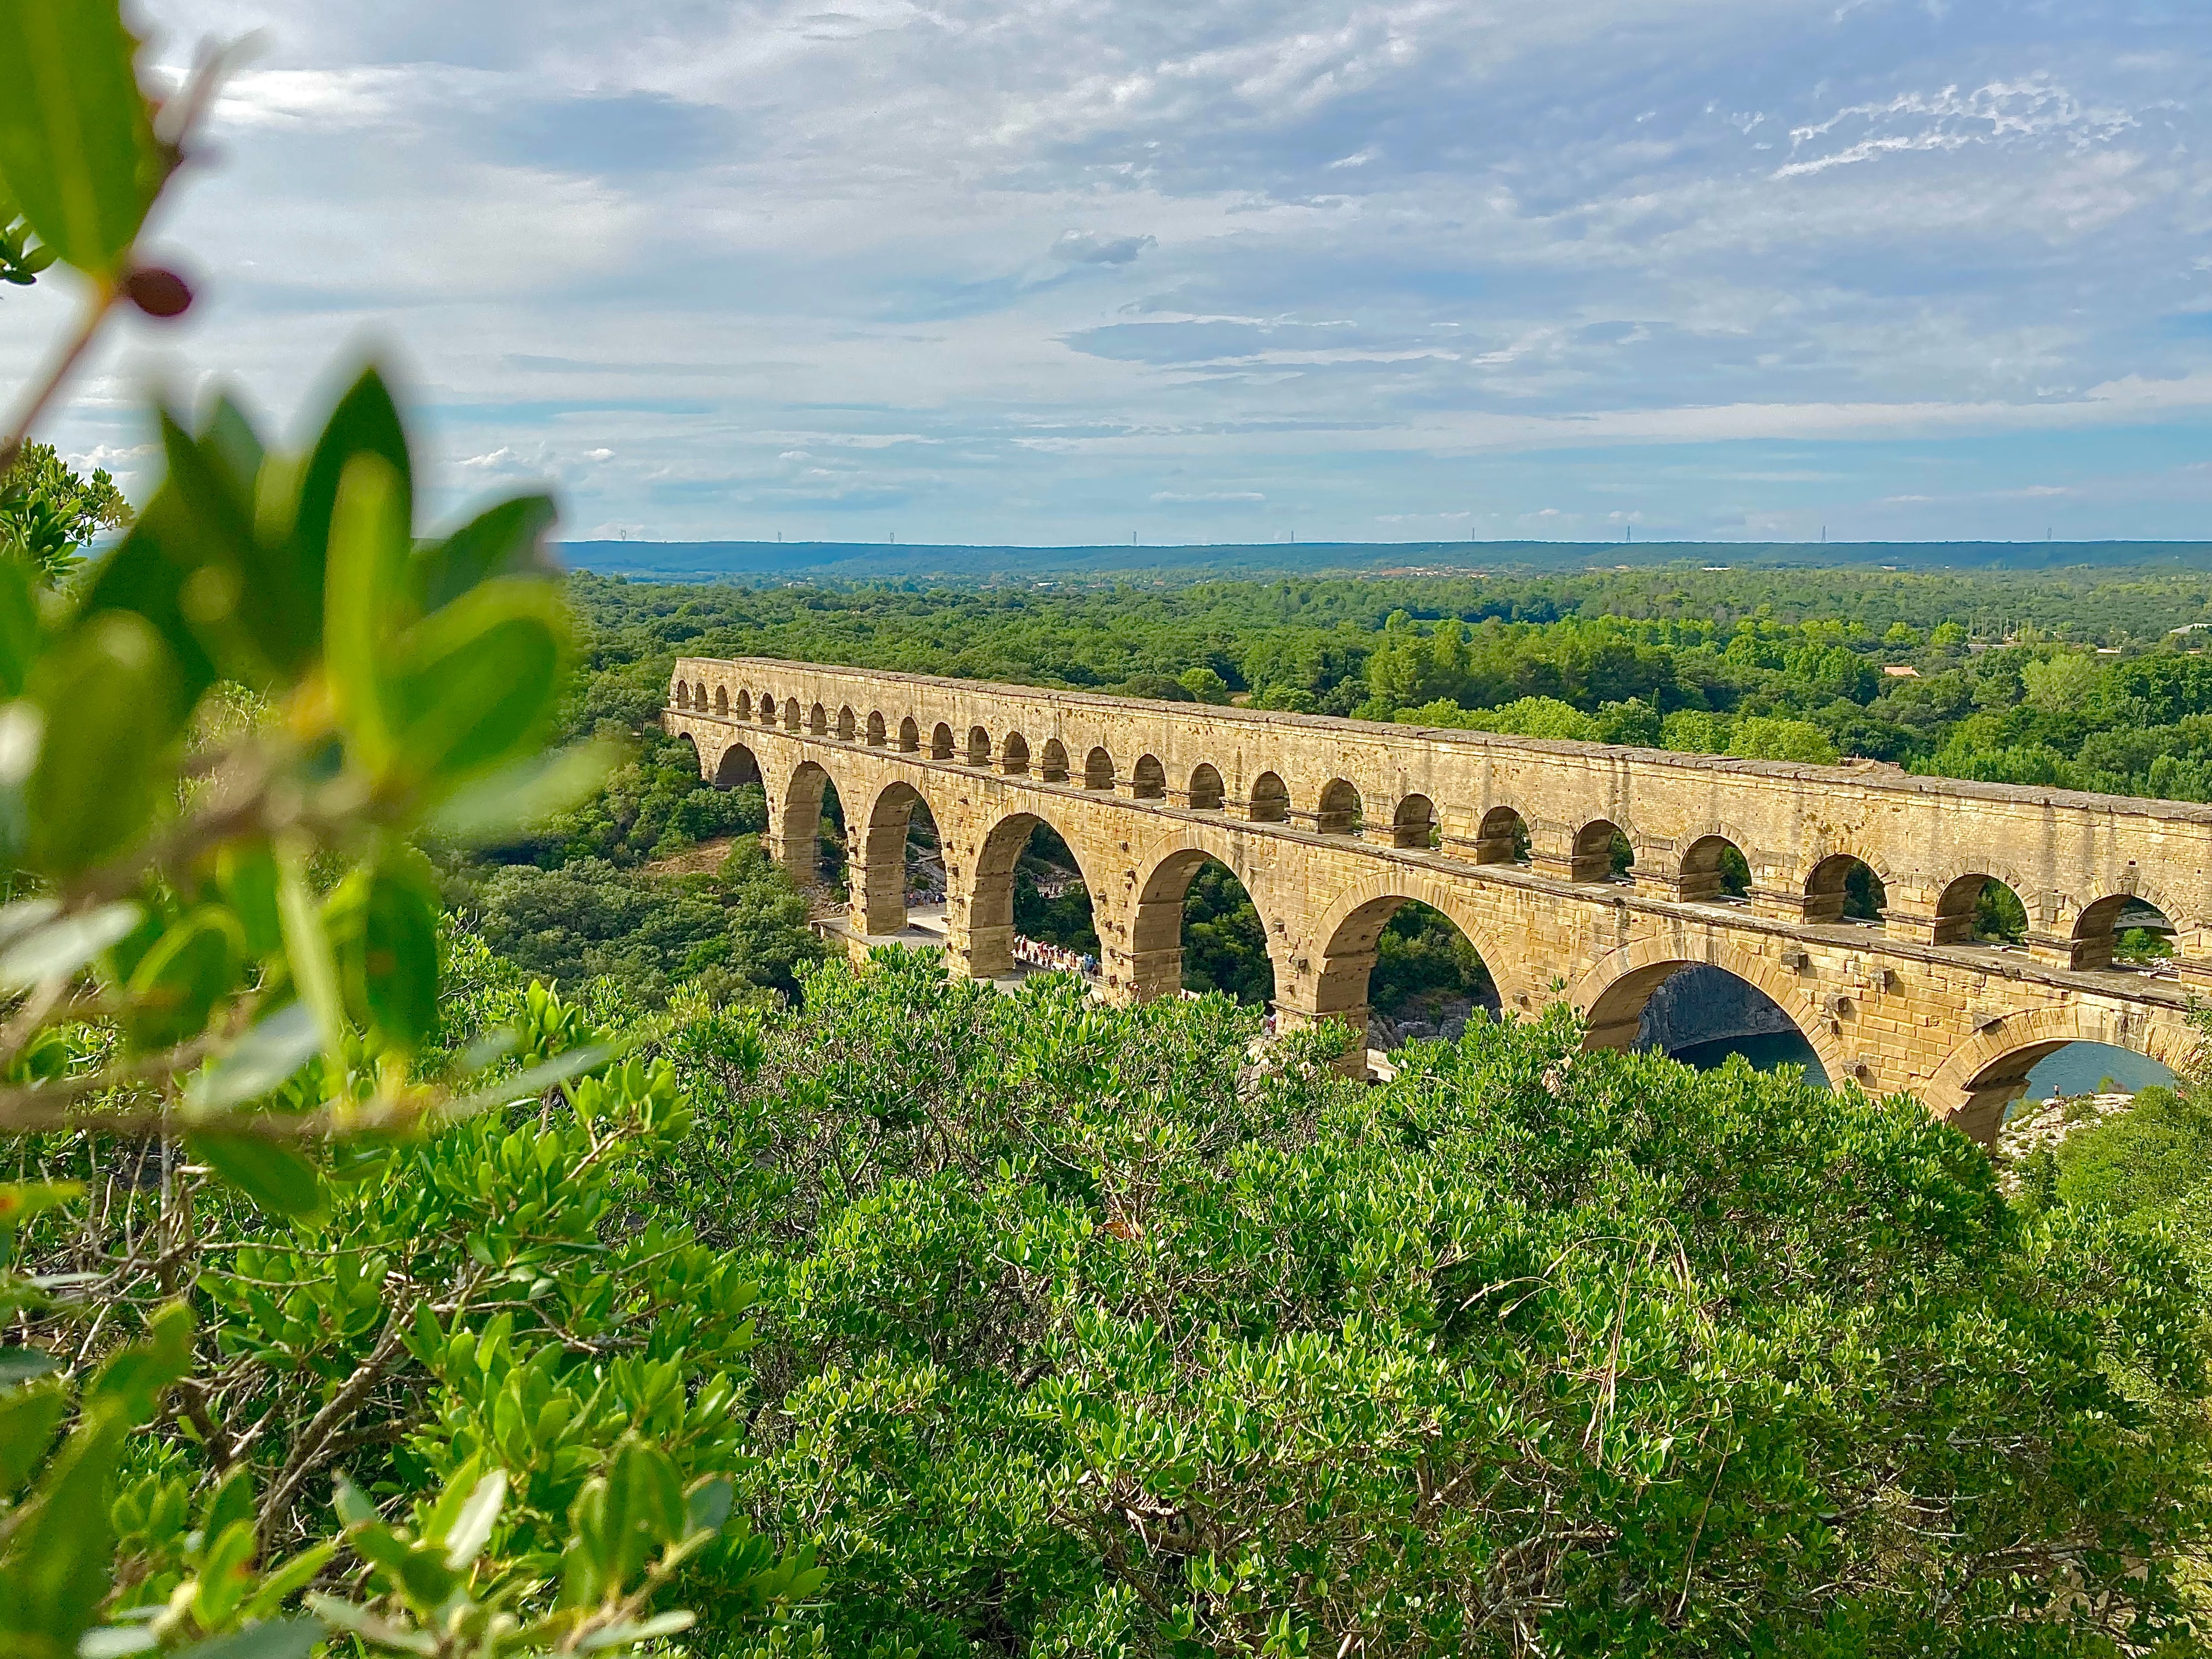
[1052,230,1158,264]
[4,0,2195,545]
[1776,76,2137,180]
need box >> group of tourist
[1012,934,1098,977]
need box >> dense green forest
[565,562,2212,792]
[9,19,2212,1659]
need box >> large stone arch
[773,756,853,885]
[675,730,703,775]
[1290,872,1533,1056]
[951,799,1116,984]
[848,774,957,936]
[1125,825,1295,1004]
[1569,936,1850,1084]
[1919,1001,2199,1145]
[714,737,764,790]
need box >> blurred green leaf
[0,901,140,991]
[683,1477,732,1537]
[73,517,223,710]
[424,740,618,846]
[197,394,266,503]
[292,368,411,649]
[441,1469,506,1572]
[1,1409,125,1646]
[188,1001,319,1116]
[189,1134,324,1224]
[578,1612,693,1651]
[416,493,557,613]
[330,1475,376,1531]
[329,852,440,1052]
[389,580,566,788]
[276,841,347,1065]
[86,1301,192,1419]
[144,412,284,683]
[0,0,161,276]
[170,1618,322,1659]
[0,1181,82,1229]
[216,843,283,958]
[0,557,35,699]
[0,1380,64,1496]
[23,611,183,873]
[321,454,410,775]
[0,1348,56,1386]
[124,906,244,1051]
[200,1464,256,1545]
[78,1628,161,1658]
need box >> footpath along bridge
[666,655,2212,1142]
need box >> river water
[1666,1033,2175,1102]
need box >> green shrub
[2059,1083,2212,1216]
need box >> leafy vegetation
[0,16,820,1651]
[673,956,2211,1655]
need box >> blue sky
[6,0,2210,545]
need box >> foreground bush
[675,956,2211,1657]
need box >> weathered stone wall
[665,655,2209,1145]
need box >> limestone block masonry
[667,654,2212,1143]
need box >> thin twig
[0,289,119,476]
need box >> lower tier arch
[1127,834,1290,1005]
[1289,876,1527,1065]
[1920,1002,2197,1145]
[1571,938,1848,1086]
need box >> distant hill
[560,538,2212,585]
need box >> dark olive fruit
[123,266,195,318]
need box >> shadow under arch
[1391,793,1438,849]
[1676,832,1751,903]
[1297,874,1526,1057]
[715,739,763,790]
[960,802,1113,982]
[1572,817,1632,883]
[1128,831,1290,1005]
[852,776,951,935]
[1934,869,2032,948]
[1249,771,1289,823]
[675,730,703,776]
[1803,850,1889,926]
[1475,804,1530,865]
[1571,940,1847,1083]
[1921,1002,2197,1145]
[2070,891,2179,972]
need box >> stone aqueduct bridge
[667,654,2212,1142]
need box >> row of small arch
[677,682,2180,962]
[676,679,1395,835]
